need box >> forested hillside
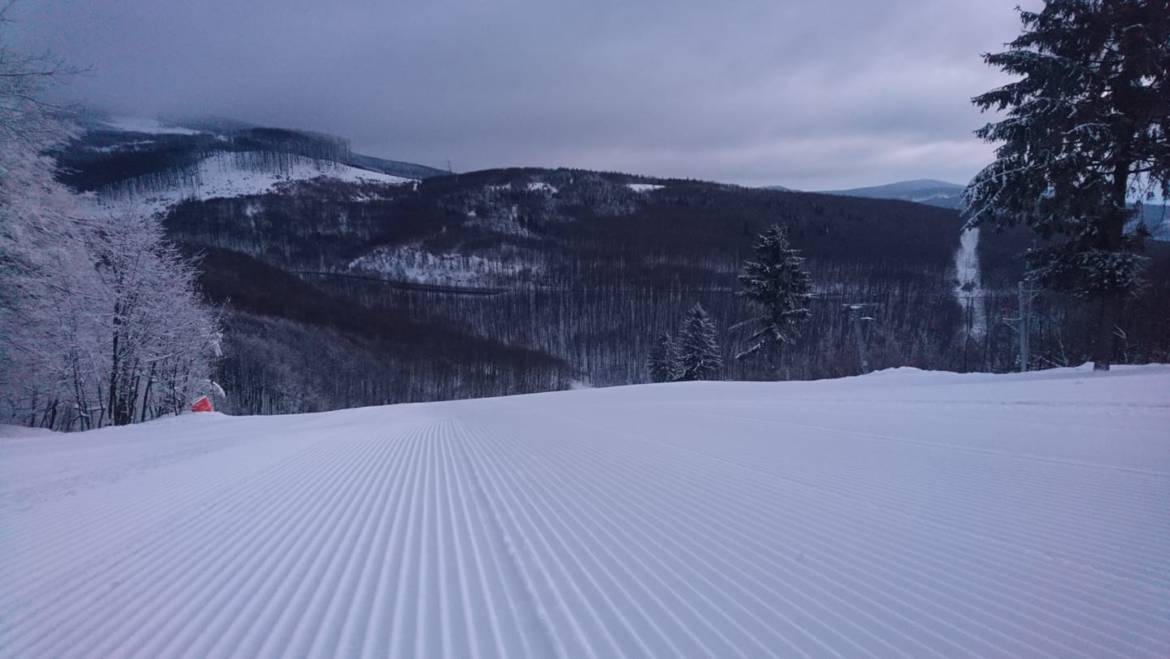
[57,119,1170,413]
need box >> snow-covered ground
[526,181,558,194]
[627,183,664,193]
[97,152,412,217]
[349,241,543,286]
[2,366,1168,657]
[100,116,204,136]
[953,227,986,338]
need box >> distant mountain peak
[880,178,963,189]
[819,179,966,209]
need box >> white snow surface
[0,424,57,439]
[98,152,412,217]
[3,366,1169,657]
[525,181,558,194]
[101,116,204,136]
[954,227,987,338]
[627,183,664,193]
[348,241,542,286]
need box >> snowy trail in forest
[2,366,1168,657]
[954,227,987,338]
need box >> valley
[56,116,1170,414]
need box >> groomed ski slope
[2,366,1168,658]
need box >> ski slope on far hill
[2,366,1168,657]
[97,151,413,218]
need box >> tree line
[5,0,1168,430]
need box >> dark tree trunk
[1093,161,1131,372]
[140,363,156,423]
[1093,294,1120,371]
[108,331,120,425]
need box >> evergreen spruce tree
[646,332,679,383]
[964,0,1170,370]
[736,224,813,374]
[675,303,722,381]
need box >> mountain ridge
[56,117,1170,413]
[820,179,966,208]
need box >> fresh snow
[526,181,558,194]
[349,241,542,286]
[98,152,413,217]
[100,116,204,136]
[90,139,157,153]
[2,366,1169,657]
[953,227,986,338]
[0,424,57,439]
[627,183,664,193]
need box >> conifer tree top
[676,303,722,381]
[965,0,1170,229]
[964,0,1169,299]
[736,224,813,359]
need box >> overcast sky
[17,0,1039,189]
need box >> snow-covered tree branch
[962,0,1170,370]
[0,13,220,430]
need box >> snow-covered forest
[0,24,220,430]
[3,1,1170,426]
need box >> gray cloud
[15,0,1038,188]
